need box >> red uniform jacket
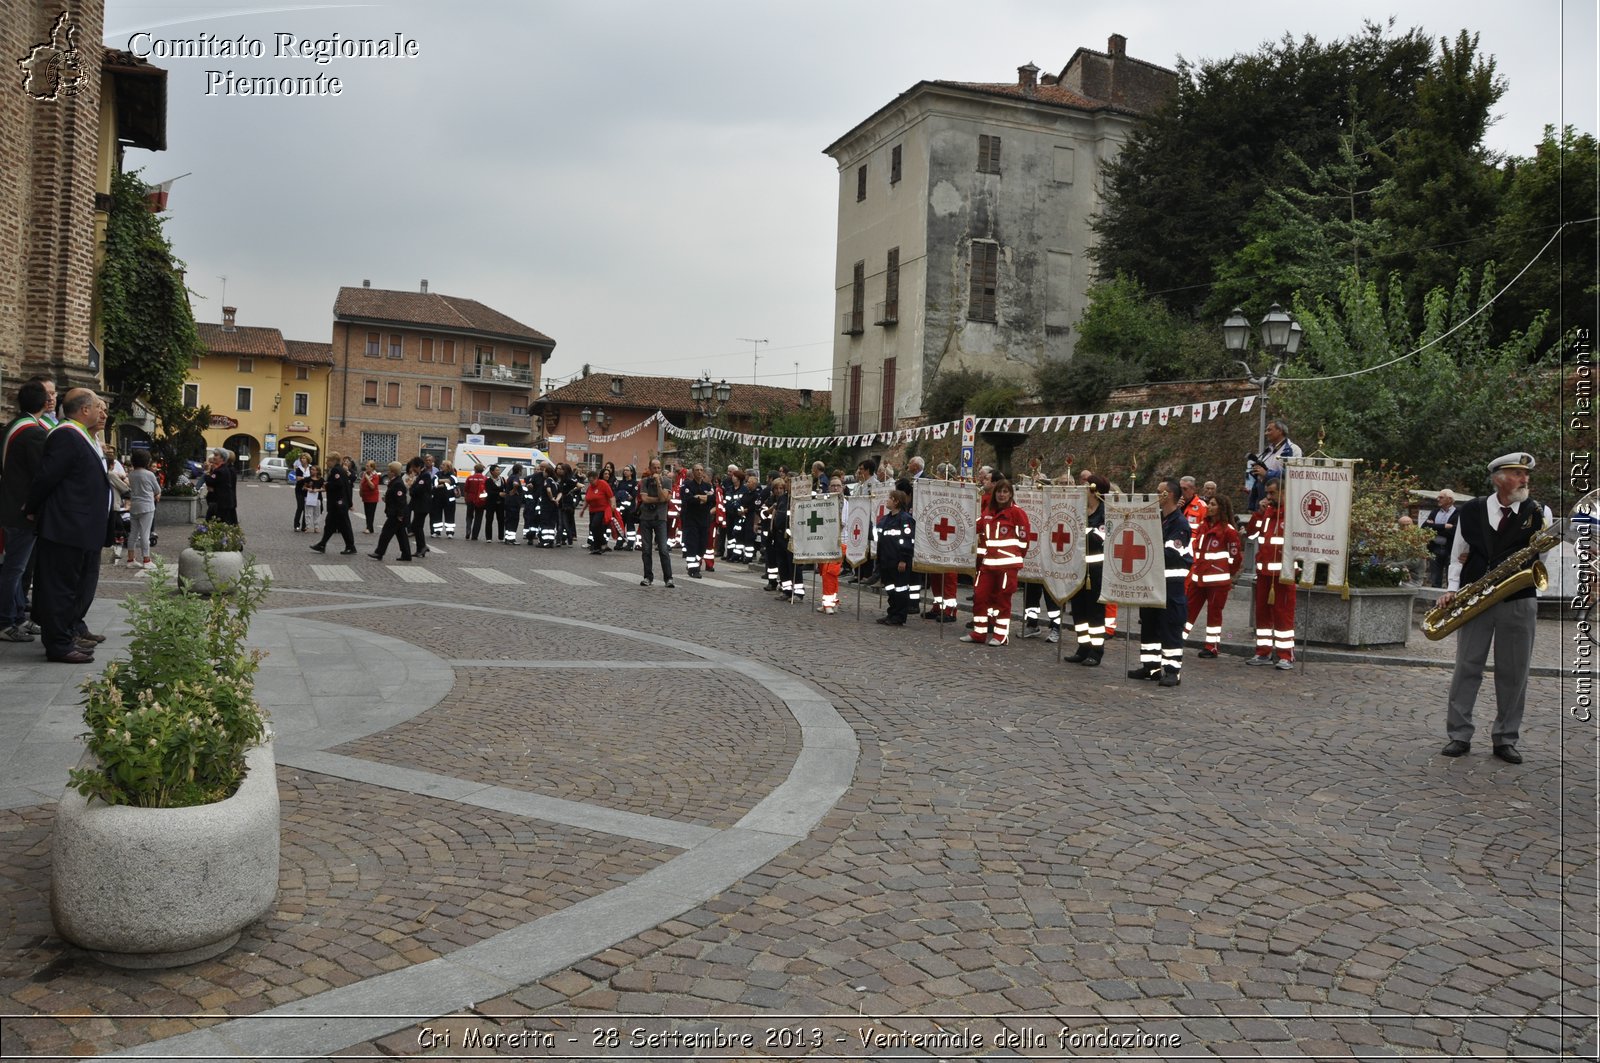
[977,503,1031,571]
[1188,520,1242,587]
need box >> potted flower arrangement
[178,520,247,594]
[51,559,277,968]
[1298,460,1433,646]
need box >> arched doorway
[222,433,260,469]
[279,436,320,464]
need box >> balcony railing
[874,300,898,326]
[841,310,865,336]
[461,410,533,430]
[462,363,535,386]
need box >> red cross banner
[1282,457,1357,591]
[912,479,978,575]
[1100,494,1167,608]
[842,495,872,567]
[1013,486,1047,584]
[1040,485,1088,604]
[791,496,843,563]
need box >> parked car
[255,457,291,482]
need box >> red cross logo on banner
[1113,529,1147,574]
[933,517,958,542]
[850,523,862,541]
[1051,524,1072,553]
[1301,490,1330,526]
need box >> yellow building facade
[191,307,332,468]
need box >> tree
[1091,22,1434,316]
[98,169,205,420]
[1206,97,1394,319]
[1492,126,1599,345]
[1375,31,1508,313]
[1277,264,1554,488]
[744,405,846,478]
[922,368,998,425]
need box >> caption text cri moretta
[127,31,421,96]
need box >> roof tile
[334,287,555,350]
[538,374,829,420]
[196,322,286,358]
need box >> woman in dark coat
[407,457,432,557]
[369,461,413,561]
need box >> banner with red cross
[1040,485,1088,603]
[842,495,873,567]
[1100,494,1167,608]
[912,479,978,575]
[1013,486,1046,584]
[1282,457,1357,590]
[791,496,843,563]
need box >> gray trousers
[1445,596,1537,745]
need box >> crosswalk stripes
[388,565,445,584]
[601,571,642,583]
[461,568,524,585]
[533,570,601,587]
[309,565,361,582]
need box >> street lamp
[690,376,731,466]
[579,406,612,436]
[1223,303,1303,456]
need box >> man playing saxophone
[1439,452,1553,765]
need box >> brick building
[823,34,1176,434]
[534,372,829,473]
[326,282,555,467]
[190,307,333,467]
[2,0,166,402]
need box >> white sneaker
[1045,629,1059,644]
[1274,658,1295,671]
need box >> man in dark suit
[23,388,110,664]
[310,449,357,554]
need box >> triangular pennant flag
[1112,411,1124,429]
[1096,413,1109,431]
[1240,394,1256,414]
[1221,398,1238,416]
[1190,404,1203,423]
[1141,409,1152,425]
[1208,400,1222,419]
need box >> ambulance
[452,443,549,473]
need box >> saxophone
[1422,525,1559,640]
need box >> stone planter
[178,548,246,595]
[51,742,280,969]
[1298,584,1417,648]
[153,494,202,527]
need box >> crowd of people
[0,383,1555,763]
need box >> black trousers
[316,504,355,551]
[374,514,412,559]
[362,500,378,533]
[409,507,430,555]
[34,537,100,659]
[483,503,501,542]
[639,518,673,582]
[467,506,486,540]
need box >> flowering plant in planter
[188,521,246,553]
[70,558,269,807]
[1346,460,1431,588]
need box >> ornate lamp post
[690,376,731,466]
[1222,303,1303,457]
[578,407,612,436]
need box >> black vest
[1457,496,1546,600]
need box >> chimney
[1017,62,1038,91]
[221,305,237,332]
[798,388,813,409]
[1107,33,1126,57]
[362,279,370,288]
[610,376,624,397]
[420,279,429,293]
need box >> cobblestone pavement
[1,482,1595,1060]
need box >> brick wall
[0,0,105,404]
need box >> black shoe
[665,580,675,588]
[1441,740,1471,757]
[690,571,702,579]
[340,548,357,555]
[1198,648,1218,659]
[1158,669,1181,687]
[640,579,653,587]
[397,555,412,562]
[309,544,326,553]
[1063,650,1088,664]
[368,553,384,560]
[1081,654,1101,668]
[1493,744,1522,764]
[1127,667,1156,680]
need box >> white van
[452,443,549,473]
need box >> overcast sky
[108,0,1597,393]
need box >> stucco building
[190,307,333,466]
[823,35,1176,434]
[326,282,555,467]
[534,372,828,474]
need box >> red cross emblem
[1051,523,1072,553]
[1301,490,1330,526]
[1113,529,1147,574]
[933,517,958,542]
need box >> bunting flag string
[591,390,1253,452]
